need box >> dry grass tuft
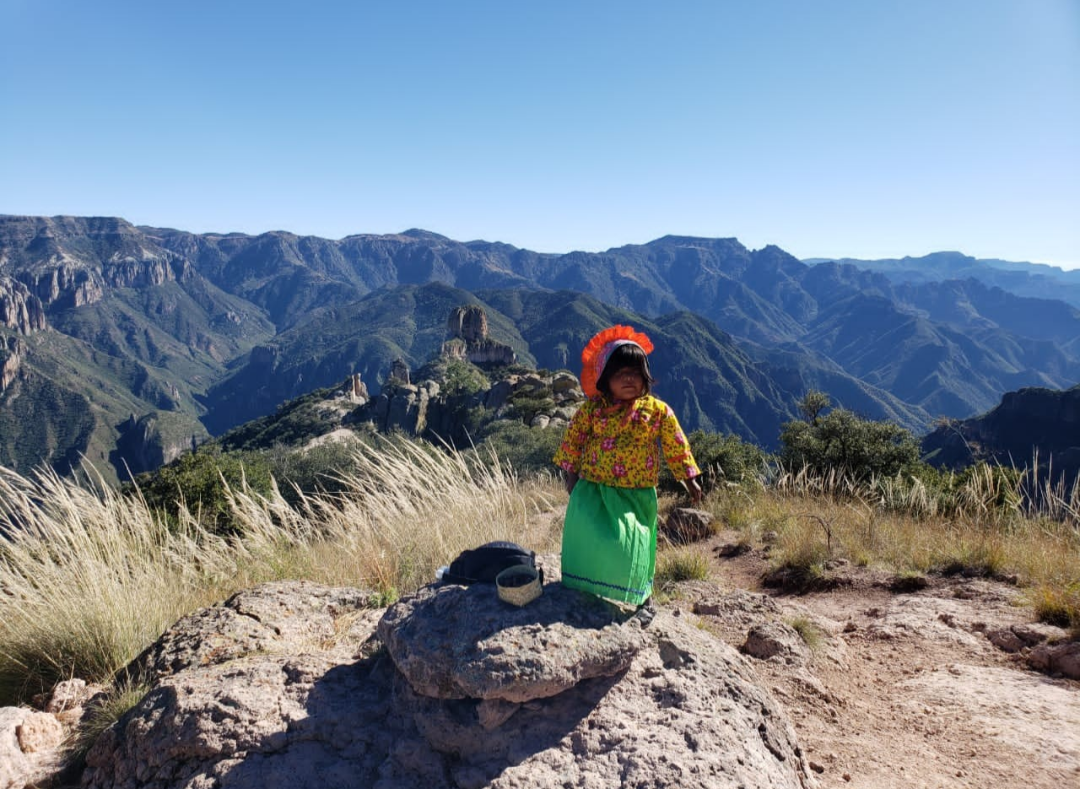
[654,547,710,590]
[1028,583,1080,630]
[786,615,825,652]
[718,465,1080,629]
[69,677,153,758]
[0,437,559,706]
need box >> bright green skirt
[560,479,658,605]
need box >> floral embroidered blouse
[552,395,701,488]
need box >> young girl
[553,325,702,610]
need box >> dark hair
[597,343,654,398]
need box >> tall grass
[0,438,559,705]
[730,463,1080,627]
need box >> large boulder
[131,581,382,682]
[377,583,648,702]
[83,582,814,789]
[661,507,715,545]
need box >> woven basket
[496,565,542,607]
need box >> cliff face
[0,215,182,311]
[113,413,206,478]
[922,384,1080,485]
[0,278,47,334]
[0,336,26,392]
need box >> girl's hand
[686,477,703,504]
[565,471,579,495]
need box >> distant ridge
[806,252,1080,308]
[2,213,1079,479]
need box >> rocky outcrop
[0,336,26,393]
[247,344,278,370]
[389,357,411,385]
[82,579,813,789]
[921,384,1080,486]
[368,380,440,435]
[743,621,812,665]
[1,707,64,789]
[378,582,649,703]
[345,373,368,403]
[20,255,179,308]
[130,582,384,683]
[443,306,516,367]
[1,216,183,311]
[113,413,203,478]
[1028,640,1080,680]
[1,679,105,789]
[446,305,489,343]
[0,278,46,334]
[351,365,584,443]
[662,507,715,545]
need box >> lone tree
[780,392,920,481]
[798,389,831,425]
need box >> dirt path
[671,531,1080,789]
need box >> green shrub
[128,446,274,534]
[473,421,563,476]
[433,358,489,398]
[218,386,341,452]
[660,430,768,493]
[1029,583,1080,630]
[506,389,556,425]
[72,678,152,758]
[264,437,376,506]
[779,393,920,483]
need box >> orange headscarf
[579,325,654,398]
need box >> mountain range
[806,252,1080,310]
[2,214,1078,481]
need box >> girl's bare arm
[564,470,579,494]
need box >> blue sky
[1,1,1077,266]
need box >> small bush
[765,537,833,591]
[654,548,710,588]
[422,357,489,398]
[264,437,375,506]
[128,446,274,534]
[72,678,151,758]
[932,538,1009,579]
[1030,584,1080,630]
[890,570,929,593]
[506,389,556,425]
[661,431,768,492]
[473,421,563,477]
[786,615,825,651]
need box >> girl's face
[608,366,645,402]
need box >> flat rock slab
[378,583,648,703]
[899,664,1080,776]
